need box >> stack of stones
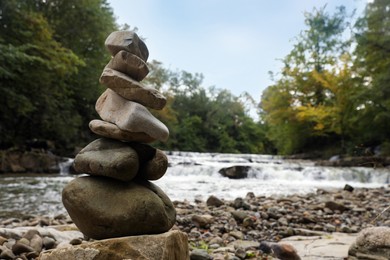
[62,30,176,240]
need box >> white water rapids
[0,152,388,218]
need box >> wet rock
[219,166,251,179]
[344,184,354,192]
[62,176,176,239]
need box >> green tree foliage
[0,0,84,148]
[352,0,390,148]
[0,0,117,153]
[144,61,268,153]
[260,6,355,155]
[261,1,390,156]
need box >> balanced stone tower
[62,31,176,240]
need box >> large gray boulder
[349,226,390,259]
[62,176,176,239]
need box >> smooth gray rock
[105,30,149,61]
[73,138,139,182]
[62,176,176,239]
[138,148,168,181]
[206,195,224,207]
[349,226,390,260]
[219,166,251,179]
[89,119,156,143]
[100,68,166,110]
[190,249,212,260]
[106,50,149,81]
[96,89,169,141]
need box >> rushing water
[0,152,389,219]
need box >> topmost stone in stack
[90,31,169,143]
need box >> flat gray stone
[89,119,156,143]
[100,68,166,110]
[105,30,149,61]
[96,89,169,142]
[39,230,189,260]
[281,232,357,260]
[73,138,139,182]
[106,50,149,81]
[62,176,176,239]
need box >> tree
[38,0,117,149]
[353,0,390,149]
[260,5,354,155]
[0,0,83,148]
[0,0,117,153]
[144,61,268,153]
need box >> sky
[107,0,368,102]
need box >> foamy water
[0,152,388,218]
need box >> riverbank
[0,185,389,259]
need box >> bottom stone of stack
[62,176,176,240]
[38,230,189,260]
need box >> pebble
[0,186,389,259]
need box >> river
[0,152,389,219]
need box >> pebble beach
[1,184,389,259]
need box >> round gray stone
[62,176,176,239]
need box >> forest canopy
[0,0,389,157]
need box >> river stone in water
[219,166,251,179]
[73,138,139,182]
[62,176,176,239]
